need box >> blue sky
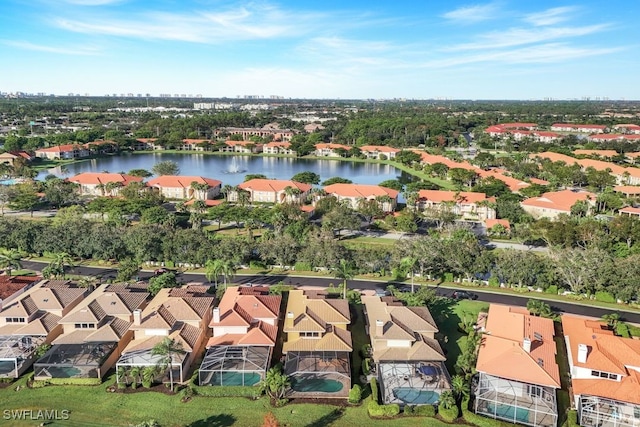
[1,0,638,99]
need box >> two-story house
[146,175,222,200]
[68,173,145,197]
[199,286,281,386]
[35,144,90,160]
[323,183,399,213]
[116,286,214,384]
[0,280,87,378]
[233,179,311,204]
[359,145,400,160]
[314,143,350,157]
[282,290,352,398]
[263,141,296,155]
[416,190,496,220]
[362,295,450,405]
[33,283,148,381]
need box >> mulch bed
[288,398,349,407]
[107,383,177,396]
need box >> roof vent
[522,337,532,353]
[537,358,544,367]
[287,311,294,319]
[534,332,543,341]
[43,299,49,302]
[578,344,589,363]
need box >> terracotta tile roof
[529,151,578,164]
[620,207,640,215]
[573,149,618,158]
[225,140,263,147]
[476,304,560,388]
[265,141,291,148]
[215,286,280,327]
[324,183,399,199]
[176,323,200,351]
[146,175,222,189]
[521,189,596,213]
[563,314,640,404]
[182,139,209,145]
[475,169,530,192]
[359,145,401,153]
[314,143,350,150]
[551,123,607,130]
[0,275,40,300]
[68,173,143,186]
[576,158,626,175]
[614,185,640,195]
[60,284,148,324]
[484,218,510,230]
[137,286,214,330]
[417,190,490,204]
[239,179,311,193]
[35,144,85,153]
[208,320,279,347]
[84,317,131,342]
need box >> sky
[1,0,639,100]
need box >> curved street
[20,260,636,323]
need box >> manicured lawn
[340,236,397,248]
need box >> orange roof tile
[146,175,222,188]
[239,179,311,193]
[265,141,291,148]
[324,183,399,199]
[614,185,640,195]
[36,144,85,153]
[576,158,626,175]
[417,190,490,204]
[529,151,578,164]
[359,145,401,153]
[68,172,143,186]
[484,218,510,230]
[573,149,618,158]
[315,143,350,150]
[521,190,596,213]
[476,304,560,388]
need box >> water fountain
[223,157,246,174]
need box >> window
[74,323,96,329]
[6,317,25,323]
[300,332,320,338]
[591,370,618,380]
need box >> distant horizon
[2,0,639,100]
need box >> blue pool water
[0,179,17,185]
[486,403,530,423]
[393,388,440,404]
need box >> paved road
[21,260,635,322]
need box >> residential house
[215,126,294,142]
[0,275,40,306]
[222,140,264,154]
[362,295,450,405]
[613,124,640,135]
[68,173,144,197]
[618,207,640,217]
[0,280,87,378]
[263,141,296,155]
[484,219,511,237]
[146,175,222,200]
[282,290,352,398]
[562,314,640,427]
[314,143,351,157]
[415,190,496,220]
[33,283,149,381]
[116,285,215,384]
[359,145,400,160]
[614,186,640,197]
[35,144,90,160]
[475,304,560,427]
[521,190,596,220]
[550,123,607,133]
[323,183,399,212]
[199,286,281,386]
[180,139,210,151]
[133,138,161,151]
[0,151,32,167]
[233,179,311,204]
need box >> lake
[39,153,406,188]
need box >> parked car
[452,290,478,300]
[375,288,391,297]
[398,285,414,293]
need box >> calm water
[40,153,404,187]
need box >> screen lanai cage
[34,342,117,379]
[378,361,451,405]
[579,395,640,427]
[474,372,558,427]
[284,350,351,378]
[199,345,271,386]
[0,335,45,378]
[116,348,188,383]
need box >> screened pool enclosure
[198,346,271,386]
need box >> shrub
[488,277,500,288]
[544,285,558,294]
[438,403,458,422]
[367,400,400,418]
[567,410,579,427]
[594,291,616,303]
[628,323,640,337]
[47,377,102,386]
[404,405,414,416]
[443,272,454,283]
[414,405,436,417]
[191,385,262,398]
[370,378,379,403]
[293,261,312,271]
[29,380,50,389]
[249,261,266,270]
[348,384,362,404]
[616,322,631,338]
[362,358,372,375]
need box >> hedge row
[367,400,400,418]
[191,385,262,398]
[404,405,436,417]
[32,377,103,387]
[461,399,514,427]
[438,404,458,422]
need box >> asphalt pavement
[20,260,636,323]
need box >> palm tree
[450,374,470,403]
[237,189,251,206]
[116,366,128,385]
[151,337,185,392]
[221,184,234,202]
[49,252,75,279]
[602,312,621,330]
[259,366,290,400]
[332,258,356,299]
[141,365,158,388]
[129,366,142,389]
[204,259,223,287]
[0,248,23,276]
[189,181,209,200]
[400,256,417,293]
[105,181,124,196]
[220,260,237,289]
[77,276,98,290]
[189,200,207,230]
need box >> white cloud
[1,40,100,55]
[442,3,501,24]
[447,24,611,51]
[524,6,578,26]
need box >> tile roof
[521,189,596,213]
[146,175,222,189]
[359,145,401,153]
[137,286,214,330]
[239,179,312,193]
[476,304,560,388]
[265,141,292,148]
[314,143,350,150]
[0,275,40,300]
[563,314,640,404]
[35,144,86,153]
[484,218,510,229]
[551,123,607,130]
[324,183,399,199]
[614,185,640,195]
[13,312,61,336]
[417,190,491,205]
[573,149,619,158]
[214,286,280,327]
[529,151,578,164]
[68,173,143,186]
[60,284,148,324]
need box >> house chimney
[522,337,531,353]
[287,311,294,319]
[213,307,220,324]
[133,309,141,326]
[578,344,589,363]
[376,320,384,337]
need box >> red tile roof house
[362,295,451,405]
[613,124,640,135]
[0,280,88,378]
[323,183,399,212]
[220,140,264,154]
[263,141,296,155]
[562,314,640,427]
[0,151,33,167]
[133,138,161,150]
[116,285,215,385]
[199,286,281,386]
[35,144,90,160]
[146,176,222,200]
[550,123,607,134]
[314,143,351,157]
[234,179,311,204]
[179,139,211,152]
[359,145,400,160]
[68,172,145,197]
[474,304,560,427]
[521,190,596,220]
[33,283,149,382]
[214,126,294,142]
[0,275,41,305]
[416,190,496,221]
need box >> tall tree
[151,160,180,176]
[151,337,185,392]
[333,258,356,299]
[0,248,22,276]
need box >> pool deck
[287,373,351,399]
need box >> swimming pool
[209,371,262,386]
[392,388,440,404]
[0,179,17,185]
[291,377,344,393]
[486,403,530,423]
